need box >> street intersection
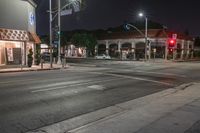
[0,60,200,133]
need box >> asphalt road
[0,60,200,133]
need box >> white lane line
[89,72,174,86]
[134,70,186,78]
[30,80,90,90]
[88,85,105,90]
[0,78,39,84]
[31,78,122,93]
[31,78,112,90]
[0,77,85,85]
[113,69,186,78]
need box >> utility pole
[145,17,148,61]
[49,0,53,68]
[49,0,83,66]
[57,0,61,65]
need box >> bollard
[41,59,43,69]
[20,63,23,70]
[53,57,56,64]
[62,58,66,68]
[64,58,66,68]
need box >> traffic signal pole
[49,0,83,66]
[165,43,168,60]
[145,17,148,61]
[57,0,62,65]
[49,0,53,68]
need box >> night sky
[35,0,200,36]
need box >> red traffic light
[170,39,175,44]
[168,48,174,54]
[168,39,176,47]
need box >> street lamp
[57,0,61,65]
[49,0,53,68]
[138,12,148,61]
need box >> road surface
[0,60,200,133]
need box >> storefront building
[0,0,41,65]
[65,45,86,58]
[96,29,194,60]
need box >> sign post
[172,34,177,39]
[153,48,156,61]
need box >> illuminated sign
[29,12,35,25]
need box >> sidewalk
[0,63,68,73]
[27,82,200,133]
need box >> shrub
[27,49,33,67]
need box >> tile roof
[97,29,194,41]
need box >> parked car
[41,52,50,62]
[95,54,111,59]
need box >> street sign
[153,48,156,53]
[61,9,72,16]
[29,12,35,26]
[53,43,58,48]
[53,40,58,44]
[172,34,177,39]
[72,0,83,12]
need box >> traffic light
[168,39,176,55]
[168,48,173,54]
[168,39,176,48]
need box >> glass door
[0,42,5,65]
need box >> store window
[0,41,23,65]
[0,42,5,65]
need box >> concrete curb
[68,82,200,133]
[68,63,97,67]
[26,82,200,133]
[0,67,69,73]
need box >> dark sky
[35,0,200,36]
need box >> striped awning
[0,28,29,41]
[0,28,41,44]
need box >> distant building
[0,0,41,65]
[65,45,86,58]
[96,29,194,60]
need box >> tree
[34,45,41,65]
[40,35,49,45]
[71,33,97,56]
[184,29,190,36]
[194,36,200,47]
[27,49,33,67]
[60,31,70,47]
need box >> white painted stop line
[89,72,174,86]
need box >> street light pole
[145,17,148,61]
[57,0,61,65]
[49,0,53,68]
[139,12,148,61]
